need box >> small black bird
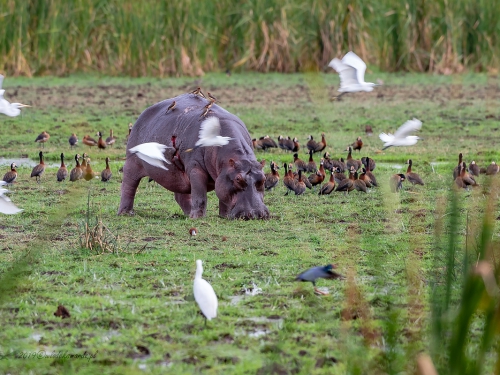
[295,264,343,295]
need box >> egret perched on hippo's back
[118,92,269,219]
[0,75,31,117]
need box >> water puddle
[235,316,284,338]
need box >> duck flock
[1,51,499,323]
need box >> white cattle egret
[129,142,173,170]
[328,51,378,93]
[0,75,30,117]
[0,182,23,214]
[193,259,218,325]
[379,118,423,150]
[186,117,233,152]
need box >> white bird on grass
[328,51,378,96]
[0,75,31,117]
[128,142,173,170]
[193,259,218,326]
[186,117,232,152]
[0,181,23,215]
[379,118,423,150]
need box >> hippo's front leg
[174,193,192,216]
[189,168,208,218]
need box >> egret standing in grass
[193,259,218,326]
[0,75,31,117]
[379,118,423,150]
[328,52,378,98]
[0,181,23,214]
[128,142,173,170]
[186,117,233,152]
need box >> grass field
[1,72,500,374]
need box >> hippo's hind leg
[118,159,147,215]
[174,193,192,216]
[189,168,209,218]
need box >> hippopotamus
[118,93,270,219]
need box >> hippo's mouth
[228,206,270,220]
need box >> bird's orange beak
[19,104,31,107]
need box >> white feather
[0,74,30,117]
[193,260,218,321]
[379,118,423,149]
[129,142,173,170]
[195,117,232,148]
[328,51,376,93]
[0,186,23,215]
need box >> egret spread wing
[341,51,367,84]
[328,58,359,87]
[129,142,172,170]
[0,189,23,215]
[378,133,394,143]
[199,117,221,140]
[393,118,422,139]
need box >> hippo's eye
[255,178,264,191]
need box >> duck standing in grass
[31,151,46,183]
[35,131,50,148]
[83,135,97,148]
[3,163,17,184]
[336,167,355,194]
[69,133,78,149]
[264,161,280,191]
[296,264,343,295]
[351,137,363,153]
[306,150,317,173]
[56,153,68,182]
[106,129,116,147]
[468,161,480,177]
[101,157,113,182]
[405,159,424,186]
[193,260,218,326]
[319,170,335,195]
[97,131,107,150]
[453,153,463,179]
[283,163,296,195]
[346,146,362,171]
[390,174,406,193]
[84,158,94,181]
[486,161,499,176]
[70,154,83,182]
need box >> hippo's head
[215,158,270,220]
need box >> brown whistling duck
[31,151,46,183]
[262,135,277,149]
[318,158,326,179]
[283,163,296,195]
[106,129,116,146]
[319,170,335,195]
[390,174,406,193]
[322,152,334,171]
[306,135,318,152]
[333,167,347,185]
[3,163,18,184]
[278,135,287,151]
[405,159,424,186]
[292,137,300,152]
[252,138,264,150]
[454,163,466,189]
[308,170,324,188]
[83,135,97,147]
[361,156,376,171]
[362,157,378,186]
[97,132,107,150]
[294,153,307,172]
[335,167,355,194]
[346,146,362,171]
[265,161,280,191]
[461,162,478,187]
[80,153,88,169]
[365,125,373,136]
[84,158,94,181]
[57,153,68,182]
[468,161,480,177]
[34,131,50,148]
[282,136,295,152]
[293,171,306,195]
[359,168,372,188]
[315,133,327,153]
[101,157,113,182]
[351,137,363,153]
[453,153,463,180]
[69,133,78,148]
[353,170,367,193]
[486,161,499,175]
[306,150,317,173]
[70,154,83,182]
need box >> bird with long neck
[70,154,83,181]
[57,153,68,182]
[2,163,17,184]
[193,260,218,326]
[31,151,46,184]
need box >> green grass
[0,72,500,374]
[1,0,499,76]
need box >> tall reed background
[0,0,498,77]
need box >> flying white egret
[186,117,233,152]
[0,182,23,214]
[193,259,218,325]
[379,118,423,150]
[128,142,173,170]
[0,75,31,117]
[328,51,378,94]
